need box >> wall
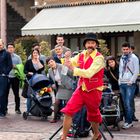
[134,32,140,57]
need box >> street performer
[60,33,105,140]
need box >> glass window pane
[118,37,125,55]
[70,38,78,51]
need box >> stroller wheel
[41,116,48,120]
[116,118,121,131]
[117,126,120,131]
[23,112,28,120]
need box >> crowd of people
[0,33,139,140]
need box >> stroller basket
[103,105,116,112]
[100,89,121,130]
[36,93,52,107]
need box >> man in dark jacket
[0,39,12,118]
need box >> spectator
[28,43,46,64]
[53,45,65,64]
[51,34,70,57]
[6,43,22,114]
[52,45,72,119]
[24,49,44,112]
[105,56,119,93]
[0,39,12,118]
[46,57,74,123]
[130,46,139,121]
[119,42,139,129]
[105,56,124,120]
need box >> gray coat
[48,63,73,100]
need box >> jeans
[26,98,31,112]
[120,83,136,124]
[0,76,9,115]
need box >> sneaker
[15,110,22,114]
[122,122,128,127]
[122,123,133,129]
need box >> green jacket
[14,64,25,88]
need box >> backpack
[70,107,90,138]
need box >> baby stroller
[23,74,53,120]
[66,106,90,138]
[100,84,121,131]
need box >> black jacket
[0,49,12,75]
[53,54,63,64]
[105,67,119,90]
[24,59,44,80]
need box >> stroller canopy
[30,74,51,90]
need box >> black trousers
[0,76,8,115]
[6,77,20,111]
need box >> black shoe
[15,110,21,114]
[49,119,57,123]
[133,117,139,122]
[56,115,61,120]
[0,114,5,119]
[5,110,8,115]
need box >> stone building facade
[0,0,35,44]
[27,0,140,57]
[1,0,140,57]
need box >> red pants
[61,87,102,123]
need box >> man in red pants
[61,33,105,140]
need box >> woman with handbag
[46,57,74,123]
[105,56,119,93]
[105,56,124,121]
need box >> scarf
[121,53,131,77]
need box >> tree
[39,40,51,57]
[14,36,38,57]
[98,39,110,57]
[14,36,51,67]
[14,43,27,64]
[39,40,51,73]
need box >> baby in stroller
[100,78,121,131]
[23,74,53,120]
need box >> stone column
[0,0,7,45]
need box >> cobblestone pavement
[0,90,140,140]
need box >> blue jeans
[120,83,136,124]
[26,98,31,112]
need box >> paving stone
[0,90,140,140]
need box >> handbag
[21,81,28,98]
[60,65,76,91]
[109,70,118,82]
[61,74,75,90]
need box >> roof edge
[31,0,137,9]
